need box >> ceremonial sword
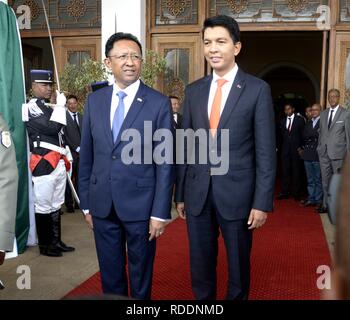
[41,0,81,209]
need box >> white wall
[101,0,146,60]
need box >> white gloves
[50,91,67,125]
[56,90,67,107]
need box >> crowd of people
[277,89,350,218]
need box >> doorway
[22,38,54,93]
[238,31,324,121]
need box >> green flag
[0,2,29,253]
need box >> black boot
[54,209,75,253]
[45,210,63,257]
[35,213,49,255]
[36,213,62,257]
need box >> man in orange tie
[176,15,276,300]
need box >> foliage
[60,59,108,111]
[59,50,166,112]
[141,50,167,88]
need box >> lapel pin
[137,98,143,102]
[237,84,241,89]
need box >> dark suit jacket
[175,68,276,220]
[302,119,320,162]
[280,114,305,157]
[173,112,183,129]
[79,81,174,221]
[64,111,82,161]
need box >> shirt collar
[330,105,339,113]
[312,116,320,122]
[212,64,238,84]
[68,110,77,116]
[113,79,140,98]
[288,113,295,120]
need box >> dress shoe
[57,241,75,252]
[39,245,62,257]
[316,206,328,214]
[277,193,289,200]
[300,200,315,207]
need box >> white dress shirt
[327,105,339,123]
[110,79,140,128]
[207,64,238,119]
[312,116,320,128]
[68,110,80,125]
[286,113,295,130]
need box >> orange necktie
[209,78,228,136]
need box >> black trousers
[186,184,253,300]
[281,152,304,197]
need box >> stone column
[101,0,146,60]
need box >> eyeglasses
[108,53,142,62]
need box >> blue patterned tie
[112,91,127,142]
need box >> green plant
[59,50,166,112]
[60,58,108,111]
[141,50,167,88]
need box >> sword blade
[66,172,81,209]
[41,0,60,91]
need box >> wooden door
[152,34,203,101]
[53,36,101,75]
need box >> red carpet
[64,199,331,300]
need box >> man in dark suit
[175,15,276,300]
[63,95,82,212]
[277,103,305,200]
[317,89,350,213]
[79,32,174,299]
[299,103,322,207]
[170,95,182,129]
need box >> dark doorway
[262,66,315,122]
[238,31,323,121]
[21,38,54,93]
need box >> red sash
[30,151,71,173]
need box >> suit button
[112,156,117,160]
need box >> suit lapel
[113,81,146,149]
[66,111,73,126]
[217,69,245,138]
[330,106,343,130]
[314,118,320,130]
[199,76,212,130]
[290,115,298,132]
[78,113,83,127]
[101,85,114,148]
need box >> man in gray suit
[0,113,18,266]
[317,89,350,213]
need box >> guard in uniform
[24,69,75,257]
